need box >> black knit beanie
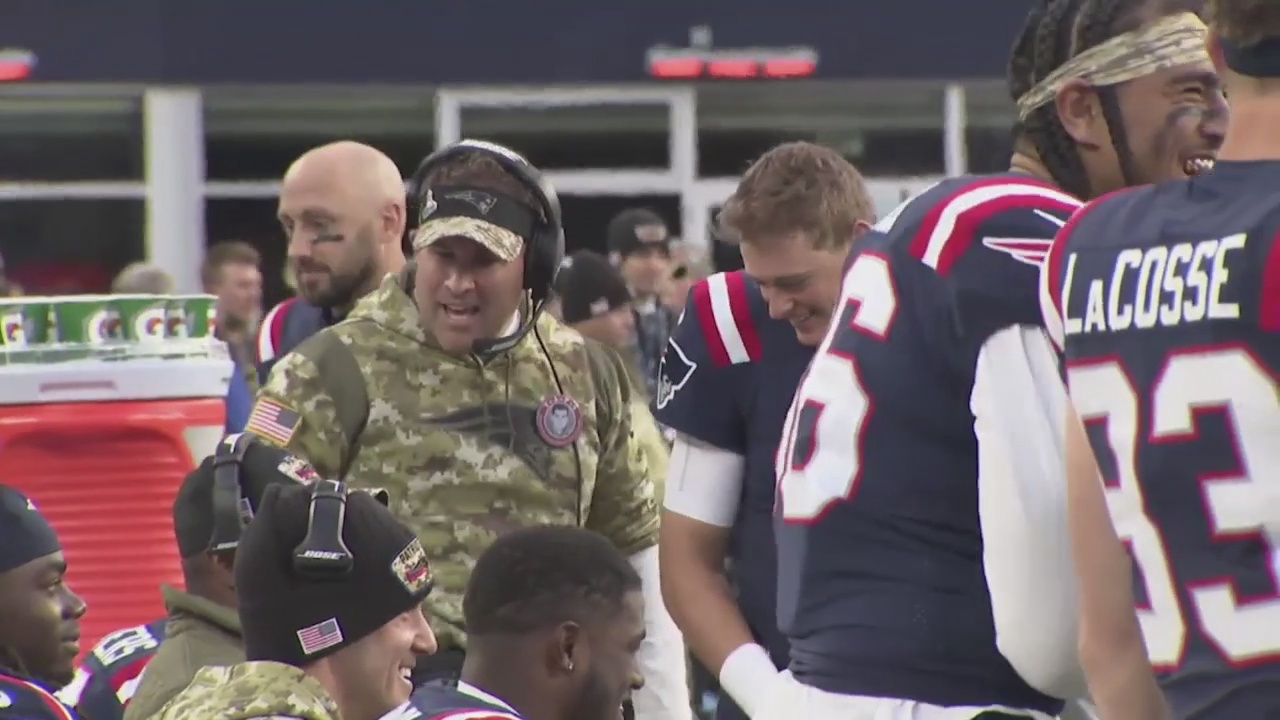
[556,250,633,324]
[235,482,433,666]
[172,442,319,558]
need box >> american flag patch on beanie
[297,618,344,655]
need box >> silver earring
[565,660,574,672]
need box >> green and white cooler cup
[1,297,56,363]
[0,299,29,353]
[170,294,217,339]
[49,295,123,346]
[115,294,170,344]
[20,297,55,348]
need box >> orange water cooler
[0,357,231,651]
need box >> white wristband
[717,643,780,719]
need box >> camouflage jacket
[147,662,340,720]
[251,271,660,650]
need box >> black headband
[422,185,539,239]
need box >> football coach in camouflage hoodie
[247,140,689,720]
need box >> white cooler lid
[0,356,234,404]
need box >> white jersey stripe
[705,273,751,364]
[921,183,1081,271]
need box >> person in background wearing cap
[556,250,671,493]
[149,480,436,720]
[659,244,711,318]
[556,250,637,360]
[606,208,679,400]
[0,485,88,720]
[254,141,408,387]
[395,526,645,720]
[120,437,319,720]
[249,141,687,720]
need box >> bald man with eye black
[254,141,408,385]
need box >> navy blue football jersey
[389,680,520,720]
[653,270,815,666]
[255,298,342,386]
[774,173,1080,712]
[1043,161,1280,718]
[0,671,78,720]
[55,619,164,720]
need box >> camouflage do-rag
[1017,12,1210,120]
[235,482,434,667]
[0,485,61,575]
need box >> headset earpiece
[292,479,355,579]
[209,432,259,553]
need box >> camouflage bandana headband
[1017,12,1210,121]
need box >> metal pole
[434,89,462,149]
[943,84,968,178]
[143,88,206,294]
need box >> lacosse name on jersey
[1043,177,1280,691]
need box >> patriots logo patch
[445,190,497,214]
[981,237,1054,267]
[655,339,697,410]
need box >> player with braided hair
[766,1,1225,719]
[1008,0,1224,199]
[1043,0,1280,716]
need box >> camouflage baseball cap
[411,187,525,263]
[413,216,522,263]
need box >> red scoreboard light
[0,49,36,81]
[647,46,818,80]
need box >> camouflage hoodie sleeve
[249,349,349,479]
[148,663,342,720]
[581,340,661,556]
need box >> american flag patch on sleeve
[246,398,301,445]
[296,618,344,655]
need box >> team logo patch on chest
[536,394,583,447]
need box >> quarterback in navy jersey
[773,172,1080,719]
[55,620,164,720]
[654,143,874,720]
[1043,18,1280,717]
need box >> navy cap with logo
[0,485,61,575]
[606,208,671,258]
